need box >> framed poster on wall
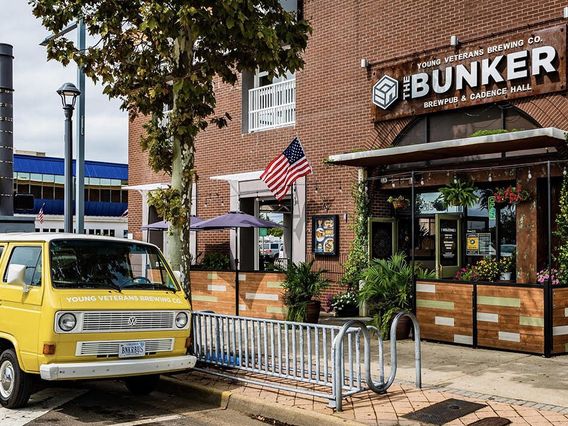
[312,215,338,256]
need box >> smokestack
[0,43,13,216]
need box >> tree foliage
[30,0,311,298]
[555,173,568,284]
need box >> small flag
[260,137,312,200]
[37,204,45,224]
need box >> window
[394,105,539,147]
[89,188,101,202]
[100,189,111,202]
[30,185,42,199]
[43,186,54,200]
[244,68,296,132]
[4,246,42,286]
[50,240,177,291]
[111,190,121,203]
[54,186,64,200]
[17,183,29,194]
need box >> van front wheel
[0,349,33,408]
[124,374,160,395]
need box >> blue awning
[14,154,127,180]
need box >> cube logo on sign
[372,75,399,110]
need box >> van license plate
[119,342,146,358]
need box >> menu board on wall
[439,219,458,266]
[313,215,338,256]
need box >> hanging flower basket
[494,184,531,206]
[387,195,409,210]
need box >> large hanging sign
[372,25,567,121]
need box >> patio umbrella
[141,216,203,231]
[191,211,282,315]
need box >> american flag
[37,204,45,225]
[260,137,312,200]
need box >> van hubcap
[0,360,15,398]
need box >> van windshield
[50,239,178,292]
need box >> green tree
[30,1,310,299]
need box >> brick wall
[129,1,568,298]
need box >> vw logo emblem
[127,316,138,327]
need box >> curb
[161,375,362,426]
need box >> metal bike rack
[190,311,421,411]
[331,312,421,411]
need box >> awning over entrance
[328,127,566,167]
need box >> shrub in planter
[282,260,330,323]
[454,265,477,281]
[537,268,560,286]
[199,252,231,270]
[331,291,359,317]
[359,253,434,337]
[473,257,500,282]
[498,256,515,281]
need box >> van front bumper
[39,355,197,380]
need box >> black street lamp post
[57,82,80,233]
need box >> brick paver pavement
[171,369,568,425]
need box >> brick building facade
[129,1,568,299]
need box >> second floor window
[247,69,296,133]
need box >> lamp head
[57,82,81,108]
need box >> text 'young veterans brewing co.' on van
[0,234,196,408]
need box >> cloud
[0,1,127,163]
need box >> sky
[0,2,128,163]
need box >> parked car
[260,241,282,259]
[0,233,196,408]
[500,244,516,257]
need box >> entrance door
[368,218,397,260]
[435,214,462,278]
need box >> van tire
[0,349,33,408]
[124,374,160,395]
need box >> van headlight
[175,312,188,328]
[58,313,77,332]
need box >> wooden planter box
[189,270,286,319]
[415,279,568,356]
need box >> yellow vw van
[0,233,196,408]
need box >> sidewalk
[168,341,568,425]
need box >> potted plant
[537,268,560,285]
[282,260,330,323]
[198,252,231,270]
[498,256,514,281]
[359,253,434,338]
[494,184,531,206]
[331,291,359,317]
[387,195,409,210]
[473,257,500,282]
[454,265,477,282]
[438,179,479,208]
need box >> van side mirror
[6,264,29,293]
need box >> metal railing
[190,311,421,411]
[248,79,295,132]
